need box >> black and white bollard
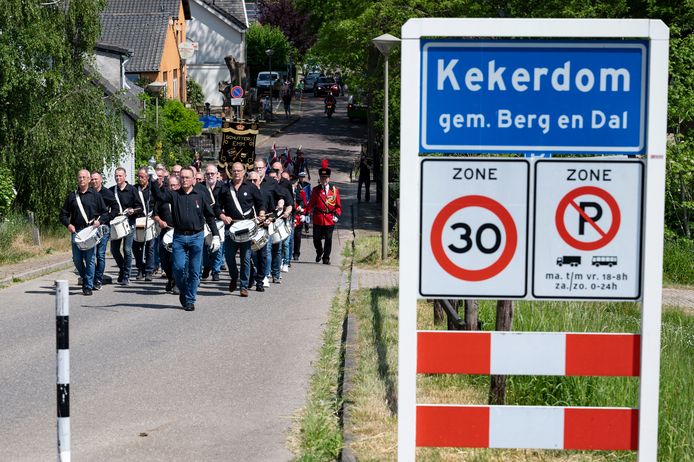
[55,280,70,462]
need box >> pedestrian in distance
[357,154,372,203]
[282,90,292,119]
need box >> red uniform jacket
[307,183,342,226]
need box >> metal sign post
[399,18,669,461]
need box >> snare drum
[228,220,258,243]
[162,229,174,252]
[250,227,269,251]
[110,215,131,240]
[74,225,104,250]
[270,218,292,244]
[134,217,156,242]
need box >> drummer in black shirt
[90,171,117,291]
[59,169,108,296]
[219,162,265,296]
[109,167,139,285]
[149,166,221,311]
[152,175,180,295]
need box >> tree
[246,23,294,80]
[257,0,315,57]
[135,94,202,168]
[0,0,125,225]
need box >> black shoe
[117,274,123,284]
[120,279,129,286]
[212,273,220,281]
[229,279,237,292]
[323,258,331,265]
[165,280,173,293]
[315,252,322,263]
[82,288,93,296]
[179,293,186,308]
[221,264,227,271]
[202,267,211,280]
[171,285,180,295]
[93,282,102,291]
[256,284,265,292]
[144,273,153,282]
[183,304,195,311]
[136,270,144,281]
[293,254,299,260]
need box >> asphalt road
[0,95,366,461]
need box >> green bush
[663,238,694,285]
[186,79,205,107]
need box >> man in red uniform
[306,160,342,264]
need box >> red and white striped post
[55,280,70,462]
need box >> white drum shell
[75,226,103,250]
[250,227,269,251]
[162,229,174,252]
[110,216,131,240]
[228,220,258,243]
[270,218,292,244]
[134,217,156,242]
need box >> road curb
[0,259,72,286]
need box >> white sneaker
[281,264,289,273]
[263,276,270,288]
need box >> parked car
[347,95,368,122]
[256,71,279,94]
[313,77,340,97]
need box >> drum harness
[228,186,255,222]
[75,191,95,230]
[137,187,152,235]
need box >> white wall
[187,1,245,106]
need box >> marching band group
[59,156,342,311]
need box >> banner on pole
[219,121,260,175]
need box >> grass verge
[0,214,70,265]
[290,288,347,461]
[345,234,398,270]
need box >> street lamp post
[265,48,274,119]
[146,81,167,128]
[372,33,401,260]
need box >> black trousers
[313,224,335,261]
[357,175,370,202]
[293,225,303,258]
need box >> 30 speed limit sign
[420,159,529,298]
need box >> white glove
[147,166,156,179]
[210,236,221,253]
[333,216,339,223]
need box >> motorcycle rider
[324,92,336,116]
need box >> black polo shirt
[59,188,108,231]
[150,181,219,236]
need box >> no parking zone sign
[533,160,644,299]
[420,159,528,298]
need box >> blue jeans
[133,239,155,274]
[172,231,204,305]
[71,232,96,289]
[111,229,134,281]
[152,235,161,269]
[94,228,110,284]
[225,239,251,289]
[283,229,294,265]
[203,240,224,274]
[266,241,282,278]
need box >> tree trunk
[489,300,513,405]
[433,300,445,326]
[464,299,478,330]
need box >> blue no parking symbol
[231,86,244,99]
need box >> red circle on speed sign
[555,186,621,251]
[430,195,517,282]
